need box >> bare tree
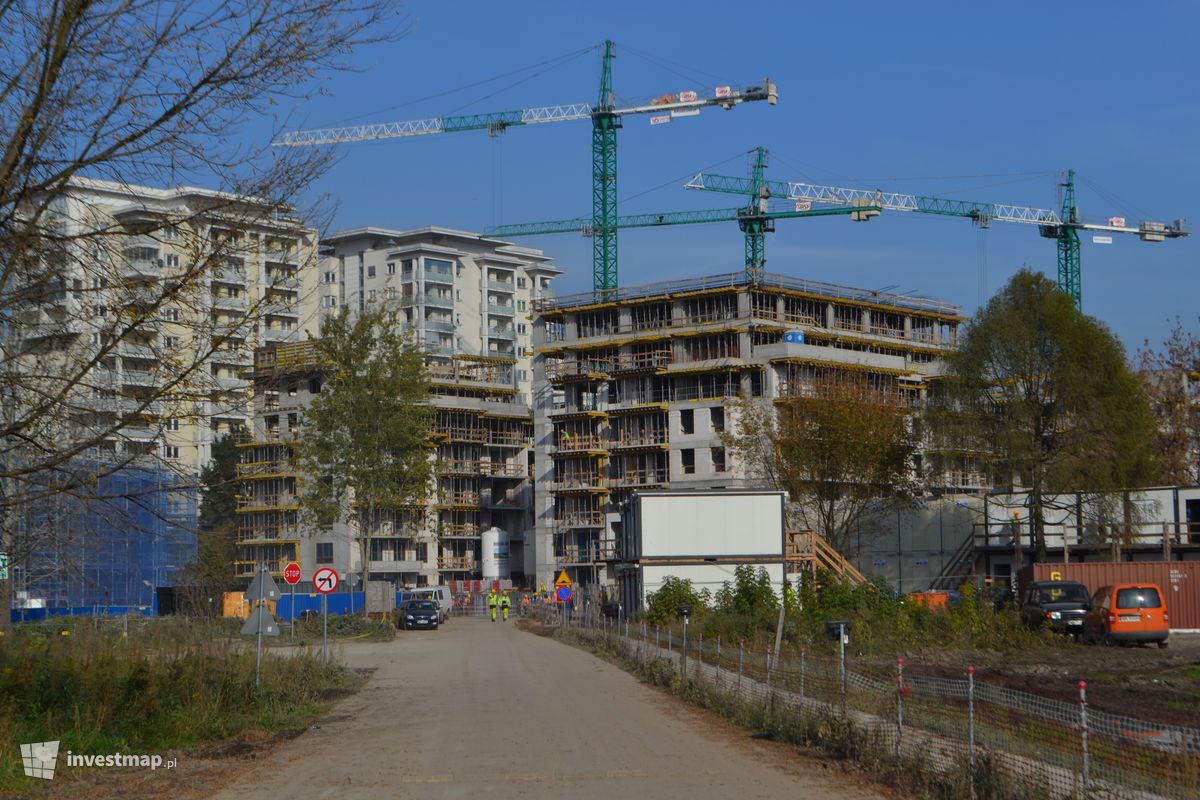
[1138,319,1200,486]
[722,374,920,553]
[0,0,406,622]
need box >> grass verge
[0,616,365,792]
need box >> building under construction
[530,270,970,588]
[236,340,535,589]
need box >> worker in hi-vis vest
[487,589,498,622]
[499,592,511,621]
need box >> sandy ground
[201,616,886,800]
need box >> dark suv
[1020,580,1092,637]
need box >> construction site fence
[529,605,1200,800]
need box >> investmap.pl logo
[20,741,59,779]
[20,741,176,779]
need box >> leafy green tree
[714,565,779,616]
[179,433,241,614]
[296,307,432,615]
[723,374,918,553]
[644,576,707,625]
[942,269,1158,560]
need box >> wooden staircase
[785,530,867,586]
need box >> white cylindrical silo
[481,526,511,581]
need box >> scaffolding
[12,460,197,613]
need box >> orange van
[1082,584,1169,648]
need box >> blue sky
[264,0,1197,351]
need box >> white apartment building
[11,178,321,475]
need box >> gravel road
[212,616,887,800]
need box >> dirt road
[212,617,886,800]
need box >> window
[712,447,726,473]
[165,254,180,268]
[681,448,695,475]
[309,377,322,394]
[680,409,694,435]
[287,413,298,430]
[165,308,180,322]
[387,287,398,299]
[164,445,180,459]
[710,407,725,432]
[368,289,377,302]
[164,335,178,349]
[402,259,414,277]
[367,264,376,278]
[324,295,337,308]
[517,369,528,382]
[166,419,180,432]
[517,299,527,312]
[316,542,334,564]
[387,262,396,275]
[93,304,107,317]
[323,270,337,283]
[286,383,297,397]
[517,323,527,334]
[517,277,527,288]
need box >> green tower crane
[687,154,1189,307]
[274,42,778,296]
[487,146,879,283]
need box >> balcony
[487,280,515,293]
[552,434,605,453]
[118,341,157,360]
[263,300,298,317]
[610,470,670,488]
[555,546,602,566]
[555,511,606,529]
[267,274,302,291]
[487,303,515,316]
[261,327,297,343]
[424,344,455,357]
[424,267,454,285]
[120,368,156,388]
[550,474,606,492]
[487,328,516,341]
[437,555,475,571]
[371,557,426,573]
[263,249,299,265]
[424,319,455,332]
[236,493,299,511]
[214,374,248,391]
[435,492,481,508]
[212,294,248,311]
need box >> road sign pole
[322,592,329,662]
[290,582,295,642]
[255,565,264,689]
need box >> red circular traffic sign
[283,562,302,585]
[313,567,340,594]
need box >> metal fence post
[698,635,704,671]
[715,636,722,683]
[839,627,847,717]
[738,640,744,691]
[656,625,660,651]
[766,645,774,689]
[967,666,976,779]
[895,657,905,758]
[800,648,806,707]
[668,625,672,653]
[1079,681,1089,793]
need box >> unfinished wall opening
[608,412,667,446]
[575,309,618,339]
[680,448,695,475]
[681,332,740,363]
[679,293,737,325]
[782,296,825,326]
[630,301,671,332]
[680,408,694,434]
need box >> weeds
[0,616,362,791]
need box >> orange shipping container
[1019,562,1200,631]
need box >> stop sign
[283,562,302,585]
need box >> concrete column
[826,303,835,329]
